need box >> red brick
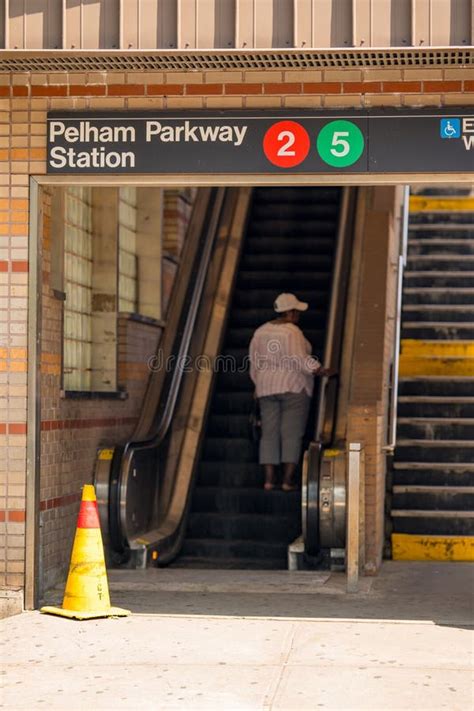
[8,423,27,435]
[0,424,6,434]
[342,82,381,93]
[147,84,184,96]
[11,260,28,272]
[303,82,341,94]
[8,511,26,523]
[108,84,145,96]
[264,83,302,94]
[0,87,9,97]
[424,81,462,92]
[0,511,5,522]
[12,86,28,97]
[69,85,106,96]
[383,81,421,93]
[225,83,262,95]
[465,81,474,91]
[0,261,7,272]
[31,85,67,97]
[187,83,223,95]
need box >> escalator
[96,186,355,569]
[177,188,341,569]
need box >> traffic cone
[41,484,130,620]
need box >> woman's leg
[280,392,311,490]
[258,395,281,489]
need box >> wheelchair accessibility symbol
[440,118,461,139]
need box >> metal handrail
[302,187,355,555]
[383,185,410,453]
[314,187,353,444]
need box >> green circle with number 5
[316,120,364,168]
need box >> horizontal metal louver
[0,48,472,72]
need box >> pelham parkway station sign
[47,109,474,175]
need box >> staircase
[176,187,341,569]
[391,191,474,561]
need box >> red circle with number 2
[263,120,310,168]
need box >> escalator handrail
[115,188,227,547]
[314,187,355,445]
[302,187,356,555]
[123,188,226,455]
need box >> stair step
[397,397,474,419]
[230,307,326,328]
[198,461,262,488]
[395,439,474,463]
[402,323,474,339]
[252,204,339,220]
[392,462,474,486]
[403,271,474,288]
[396,420,474,440]
[233,288,328,309]
[402,306,474,322]
[244,237,335,255]
[392,487,474,510]
[391,513,474,536]
[408,226,474,237]
[192,487,301,515]
[403,288,474,305]
[187,512,301,542]
[398,378,474,397]
[180,537,289,561]
[238,271,331,289]
[409,213,474,225]
[240,254,333,270]
[248,220,337,237]
[170,555,288,570]
[408,240,474,256]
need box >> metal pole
[384,184,410,453]
[347,442,364,593]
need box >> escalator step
[192,487,301,515]
[171,555,288,570]
[248,220,337,236]
[197,461,262,488]
[180,538,289,562]
[187,512,301,542]
[240,254,333,270]
[398,378,474,397]
[244,237,335,254]
[178,186,340,569]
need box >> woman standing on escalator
[249,293,332,492]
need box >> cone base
[40,605,130,620]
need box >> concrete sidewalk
[0,562,472,710]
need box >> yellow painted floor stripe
[399,357,474,377]
[392,533,474,562]
[409,196,474,212]
[401,339,474,357]
[400,339,474,376]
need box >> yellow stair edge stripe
[409,196,474,212]
[400,340,474,357]
[392,533,474,562]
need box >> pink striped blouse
[249,321,321,398]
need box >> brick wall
[0,65,470,596]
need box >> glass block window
[63,187,93,391]
[118,187,138,313]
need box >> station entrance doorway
[25,107,474,604]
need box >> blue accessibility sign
[440,118,461,139]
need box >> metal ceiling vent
[0,48,472,73]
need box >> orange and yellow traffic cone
[41,484,130,620]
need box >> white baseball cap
[273,293,309,313]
